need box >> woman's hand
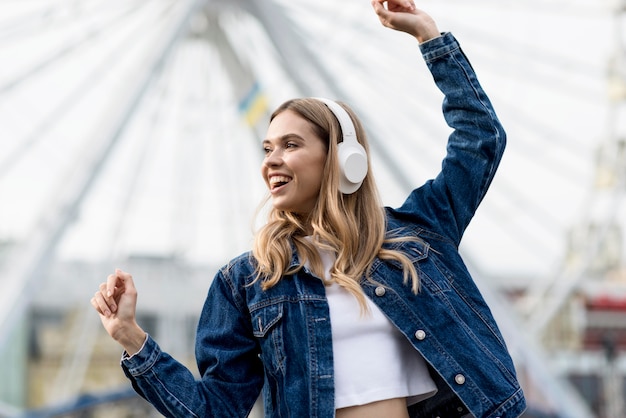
[91,269,146,355]
[371,0,440,44]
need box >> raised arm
[373,1,506,244]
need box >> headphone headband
[313,98,357,142]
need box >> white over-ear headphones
[314,98,368,194]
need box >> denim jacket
[121,32,526,418]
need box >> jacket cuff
[419,32,460,62]
[120,333,161,376]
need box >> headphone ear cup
[313,97,368,194]
[337,140,368,194]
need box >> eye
[263,145,272,155]
[285,141,298,149]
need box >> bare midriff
[335,398,409,418]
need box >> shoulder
[384,204,427,235]
[384,206,457,250]
[205,251,260,312]
[218,251,258,286]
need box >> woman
[91,1,527,417]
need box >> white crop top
[306,241,438,408]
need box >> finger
[90,296,102,315]
[91,295,109,316]
[373,0,415,12]
[106,269,132,298]
[372,1,392,25]
[102,273,113,298]
[372,1,409,26]
[115,268,132,281]
[92,290,112,317]
[371,0,384,14]
[98,282,117,313]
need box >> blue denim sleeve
[395,32,506,245]
[120,269,263,418]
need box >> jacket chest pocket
[251,303,286,373]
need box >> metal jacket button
[374,286,386,296]
[415,330,426,340]
[454,374,466,385]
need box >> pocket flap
[252,303,283,338]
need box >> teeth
[270,176,291,185]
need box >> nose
[263,148,283,167]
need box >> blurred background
[1,0,625,417]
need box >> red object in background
[586,294,626,311]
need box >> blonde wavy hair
[253,98,420,311]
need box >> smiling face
[262,109,328,215]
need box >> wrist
[418,32,442,45]
[414,19,439,44]
[114,322,146,355]
[416,28,440,44]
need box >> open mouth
[270,175,292,191]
